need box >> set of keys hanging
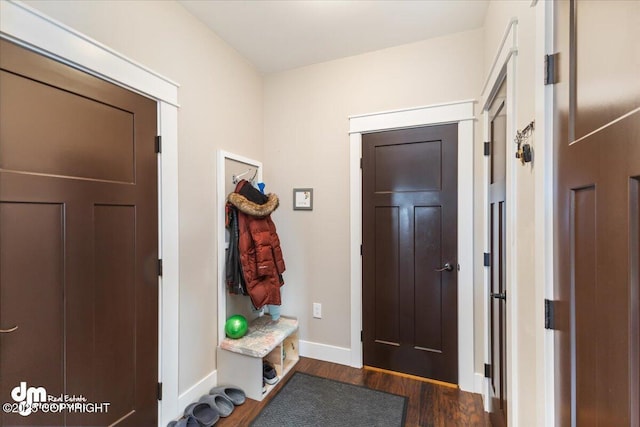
[515,120,534,165]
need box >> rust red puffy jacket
[227,180,285,308]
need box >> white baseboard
[176,370,218,417]
[299,340,351,366]
[475,372,490,412]
[474,372,485,394]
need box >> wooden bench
[217,316,299,401]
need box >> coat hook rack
[232,168,253,184]
[515,120,534,165]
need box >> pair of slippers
[167,415,199,427]
[168,386,246,427]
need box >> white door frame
[480,6,556,424]
[534,1,556,424]
[0,2,180,426]
[348,100,476,392]
[480,17,518,420]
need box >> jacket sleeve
[267,217,286,276]
[225,205,247,295]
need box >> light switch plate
[313,303,322,319]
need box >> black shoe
[263,362,278,385]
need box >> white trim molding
[0,2,180,426]
[535,1,556,425]
[348,100,476,392]
[299,341,352,367]
[481,18,518,99]
[480,17,518,422]
[475,372,486,396]
[177,370,217,414]
[349,100,476,134]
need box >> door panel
[490,113,506,185]
[414,206,443,352]
[0,70,135,182]
[573,0,640,140]
[0,39,158,426]
[362,124,458,383]
[374,140,442,192]
[0,203,65,426]
[93,205,137,424]
[374,206,401,345]
[572,187,597,425]
[555,1,640,424]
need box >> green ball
[225,315,248,339]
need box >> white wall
[23,0,264,394]
[263,28,484,352]
[481,1,541,425]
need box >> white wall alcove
[216,150,263,343]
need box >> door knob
[0,325,18,333]
[491,292,507,300]
[435,263,453,272]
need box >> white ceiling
[178,0,490,74]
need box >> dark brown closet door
[0,39,159,426]
[554,1,640,425]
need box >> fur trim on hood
[228,192,279,217]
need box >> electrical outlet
[313,302,322,319]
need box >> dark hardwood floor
[215,357,490,427]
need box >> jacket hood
[228,192,279,217]
[237,179,268,205]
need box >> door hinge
[158,259,163,277]
[544,53,559,85]
[155,135,162,153]
[360,158,363,169]
[157,382,163,401]
[484,141,491,156]
[484,363,491,378]
[545,299,556,330]
[360,244,363,256]
[483,252,490,267]
[361,330,363,342]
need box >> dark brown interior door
[488,78,507,427]
[554,1,640,425]
[0,39,159,426]
[362,124,458,384]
